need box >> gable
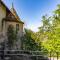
[0,0,24,24]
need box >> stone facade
[0,2,6,32]
[0,0,24,49]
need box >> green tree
[54,4,60,16]
[22,29,41,51]
[39,4,60,53]
[7,25,17,49]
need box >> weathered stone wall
[0,2,6,43]
[0,3,6,32]
[4,21,23,37]
[0,2,24,49]
[3,21,23,49]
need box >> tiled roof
[3,18,24,24]
[1,0,24,24]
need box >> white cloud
[25,22,43,32]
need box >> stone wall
[0,3,6,32]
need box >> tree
[7,25,17,49]
[22,29,41,51]
[54,4,60,16]
[38,4,60,53]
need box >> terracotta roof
[1,0,24,24]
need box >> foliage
[6,4,60,53]
[22,29,41,51]
[21,4,60,52]
[7,24,17,49]
[38,4,60,53]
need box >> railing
[0,50,60,60]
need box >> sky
[3,0,60,32]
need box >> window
[16,24,19,32]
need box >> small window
[16,24,19,31]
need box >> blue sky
[3,0,60,32]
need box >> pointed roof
[1,0,24,24]
[10,3,21,21]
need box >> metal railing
[0,50,60,60]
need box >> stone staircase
[0,32,7,60]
